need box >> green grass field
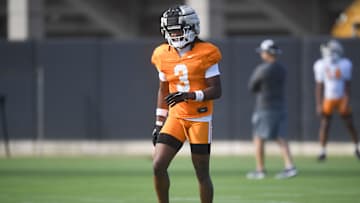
[0,155,359,203]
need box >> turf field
[0,155,359,203]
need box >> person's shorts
[160,116,212,144]
[252,110,287,140]
[322,97,351,116]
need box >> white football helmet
[160,5,200,49]
[320,39,344,62]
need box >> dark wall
[0,38,359,141]
[99,40,159,139]
[37,40,100,139]
[0,42,36,139]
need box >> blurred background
[1,0,360,39]
[0,0,360,156]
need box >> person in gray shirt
[246,39,297,179]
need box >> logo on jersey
[325,66,342,80]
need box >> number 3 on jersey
[174,64,190,92]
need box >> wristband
[156,108,168,117]
[156,121,164,126]
[194,90,204,101]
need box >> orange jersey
[151,41,222,119]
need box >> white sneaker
[246,170,266,180]
[275,167,297,179]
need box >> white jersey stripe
[205,64,220,78]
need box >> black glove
[152,125,162,146]
[165,92,189,107]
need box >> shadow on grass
[0,169,153,177]
[211,169,360,178]
[1,167,358,178]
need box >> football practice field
[0,155,359,203]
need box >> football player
[313,39,360,161]
[151,5,222,203]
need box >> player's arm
[165,64,221,107]
[156,80,169,124]
[152,74,169,146]
[343,81,351,108]
[315,82,324,115]
[181,75,222,100]
[165,76,221,107]
[314,61,324,116]
[343,60,352,108]
[202,75,221,100]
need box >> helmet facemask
[163,25,197,49]
[321,46,341,63]
[320,40,344,63]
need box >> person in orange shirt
[151,5,222,203]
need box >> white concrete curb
[0,140,356,157]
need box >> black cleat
[317,154,327,162]
[355,150,360,160]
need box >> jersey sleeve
[341,58,352,80]
[203,44,222,69]
[205,63,220,78]
[151,48,160,70]
[158,71,167,81]
[151,45,167,82]
[313,60,324,83]
[151,44,168,71]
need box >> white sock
[285,164,295,170]
[320,147,326,155]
